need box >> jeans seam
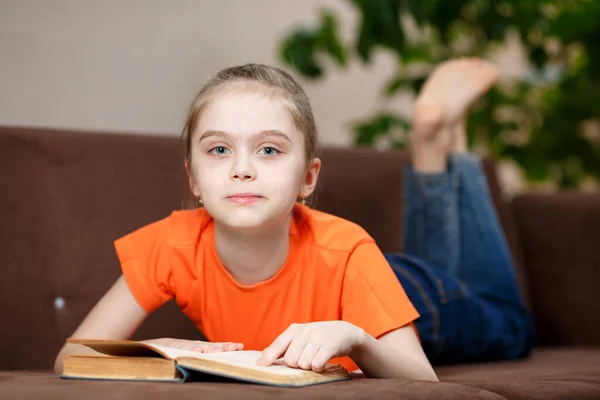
[435,278,448,304]
[392,264,442,354]
[400,254,462,304]
[458,279,469,297]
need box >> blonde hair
[181,64,319,167]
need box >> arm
[53,275,244,374]
[343,241,437,380]
[350,325,438,381]
[53,275,148,374]
[259,321,437,381]
[260,240,437,380]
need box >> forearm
[349,332,438,381]
[53,343,105,374]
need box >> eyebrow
[198,129,292,143]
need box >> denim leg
[448,154,524,302]
[392,153,535,364]
[402,163,460,276]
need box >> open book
[61,338,351,387]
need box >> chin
[210,201,291,232]
[224,212,263,227]
[208,205,263,228]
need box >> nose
[230,154,256,182]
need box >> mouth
[226,193,263,205]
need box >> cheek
[190,157,215,187]
[265,160,305,192]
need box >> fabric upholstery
[1,125,598,399]
[1,348,598,400]
[437,347,600,399]
[512,193,600,346]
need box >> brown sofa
[1,125,599,399]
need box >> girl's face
[188,88,320,231]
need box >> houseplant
[279,0,600,189]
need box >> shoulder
[167,207,213,246]
[297,204,374,253]
[115,208,212,254]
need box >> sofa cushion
[512,193,600,346]
[0,372,506,399]
[437,347,600,399]
[2,348,598,399]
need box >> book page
[147,344,306,376]
[67,338,167,358]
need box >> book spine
[175,364,191,383]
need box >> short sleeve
[114,217,174,313]
[341,240,420,339]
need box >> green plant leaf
[317,9,347,66]
[279,29,322,78]
[384,74,412,97]
[352,0,404,62]
[502,144,550,182]
[405,0,441,25]
[410,77,427,94]
[528,46,547,69]
[352,113,410,145]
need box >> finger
[297,343,321,370]
[193,342,223,352]
[222,342,243,351]
[174,341,196,350]
[258,328,296,366]
[203,346,224,353]
[196,342,243,353]
[283,336,306,369]
[207,342,233,352]
[310,346,333,372]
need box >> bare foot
[410,58,499,172]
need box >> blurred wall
[0,0,413,146]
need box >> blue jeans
[385,154,535,365]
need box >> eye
[259,147,279,156]
[209,146,230,155]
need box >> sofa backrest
[512,193,600,346]
[0,126,527,370]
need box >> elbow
[53,347,67,375]
[53,357,63,375]
[415,363,440,382]
[418,362,439,382]
[423,371,439,382]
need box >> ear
[185,160,199,197]
[299,158,321,200]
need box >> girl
[54,58,533,380]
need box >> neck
[214,215,292,285]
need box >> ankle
[410,143,448,173]
[412,156,448,173]
[451,119,468,153]
[409,124,451,173]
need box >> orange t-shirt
[115,203,419,371]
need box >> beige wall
[0,0,411,146]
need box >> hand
[258,321,365,372]
[143,338,243,353]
